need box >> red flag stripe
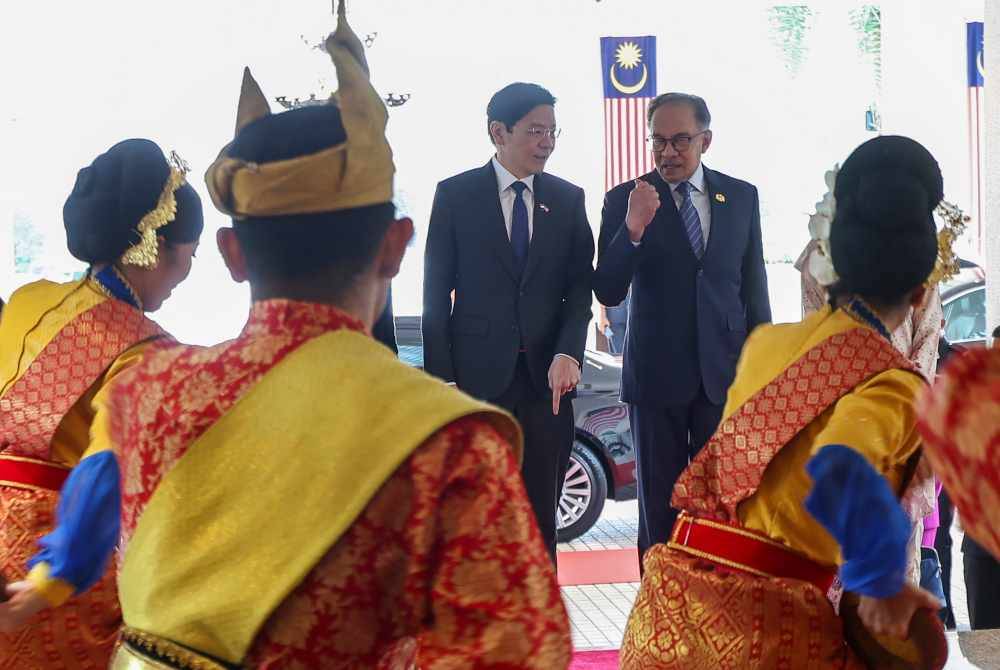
[604,96,654,191]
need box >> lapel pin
[715,193,726,203]
[538,202,550,213]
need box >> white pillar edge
[985,0,1000,341]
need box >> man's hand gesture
[625,179,661,243]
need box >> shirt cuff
[554,353,580,368]
[26,562,75,608]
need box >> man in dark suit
[594,92,771,559]
[423,82,594,559]
[372,285,397,353]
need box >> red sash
[668,512,837,593]
[673,327,915,521]
[0,299,165,461]
[0,454,71,491]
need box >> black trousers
[630,387,724,560]
[964,535,1000,630]
[934,489,956,629]
[492,355,574,562]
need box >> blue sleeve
[804,444,911,598]
[27,451,121,594]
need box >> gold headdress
[204,0,394,219]
[121,151,190,268]
[927,200,969,286]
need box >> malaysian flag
[601,36,657,192]
[967,22,985,253]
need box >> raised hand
[625,179,661,243]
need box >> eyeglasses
[646,130,709,152]
[525,127,561,140]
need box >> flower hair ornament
[806,164,968,288]
[120,151,191,268]
[806,165,840,287]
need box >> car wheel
[556,440,608,543]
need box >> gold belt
[111,628,238,670]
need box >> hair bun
[835,135,943,212]
[846,170,930,234]
[829,136,941,304]
[64,139,170,264]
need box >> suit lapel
[702,166,726,261]
[478,162,519,282]
[646,171,688,258]
[520,172,552,286]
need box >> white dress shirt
[491,156,578,369]
[662,162,711,243]
[492,156,535,240]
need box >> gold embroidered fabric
[117,329,520,663]
[620,546,865,670]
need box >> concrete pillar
[986,0,1000,339]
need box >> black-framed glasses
[525,127,561,140]
[646,130,709,152]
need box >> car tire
[556,440,608,544]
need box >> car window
[943,287,986,343]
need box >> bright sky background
[0,0,984,343]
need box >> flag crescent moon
[610,64,648,95]
[978,50,986,79]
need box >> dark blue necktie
[675,181,705,259]
[510,181,530,271]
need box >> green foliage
[13,213,43,274]
[768,6,815,77]
[849,5,882,90]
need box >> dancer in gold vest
[0,139,203,667]
[92,4,568,668]
[620,136,951,669]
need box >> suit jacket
[593,166,771,407]
[372,285,397,354]
[423,161,595,401]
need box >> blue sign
[968,21,984,87]
[601,36,657,99]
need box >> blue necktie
[510,181,530,271]
[675,181,705,259]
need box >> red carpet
[557,548,640,586]
[570,649,620,668]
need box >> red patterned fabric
[111,300,364,544]
[918,347,1000,560]
[672,327,913,522]
[245,416,569,669]
[623,327,927,669]
[0,299,163,459]
[109,300,570,669]
[620,546,866,670]
[0,299,159,669]
[0,488,120,669]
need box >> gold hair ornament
[204,0,394,219]
[121,151,190,268]
[927,200,969,286]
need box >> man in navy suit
[594,93,771,559]
[423,83,594,559]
